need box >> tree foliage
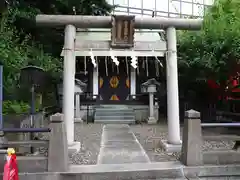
[9,0,113,56]
[0,0,113,100]
[178,0,240,84]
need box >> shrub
[3,100,30,115]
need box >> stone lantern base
[147,116,157,124]
[74,118,83,123]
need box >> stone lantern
[74,79,87,122]
[57,78,87,122]
[20,65,47,123]
[141,78,160,124]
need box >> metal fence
[181,100,240,123]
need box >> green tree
[178,0,240,85]
[0,0,113,102]
[8,0,114,56]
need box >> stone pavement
[72,123,236,165]
[97,124,150,164]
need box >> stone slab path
[97,124,150,164]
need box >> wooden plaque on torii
[111,15,135,49]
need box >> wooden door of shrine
[99,72,130,104]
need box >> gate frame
[36,15,202,152]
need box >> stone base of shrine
[147,117,157,124]
[68,141,81,156]
[159,140,182,153]
[74,105,159,123]
[74,118,83,123]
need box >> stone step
[95,112,134,116]
[94,115,135,120]
[68,161,184,179]
[94,105,135,124]
[13,164,240,180]
[94,119,135,124]
[98,105,130,109]
[97,124,149,164]
[95,108,133,112]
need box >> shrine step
[95,115,135,120]
[94,106,135,124]
[94,119,135,124]
[95,111,134,116]
[98,105,130,110]
[68,161,184,179]
[95,108,134,112]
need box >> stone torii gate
[36,15,202,152]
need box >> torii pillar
[159,27,182,152]
[63,24,81,153]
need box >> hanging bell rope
[96,56,98,69]
[125,56,129,76]
[112,60,114,73]
[142,58,145,69]
[84,56,87,75]
[105,56,108,76]
[155,60,157,77]
[151,49,163,67]
[136,58,139,75]
[155,59,159,77]
[117,61,119,74]
[158,57,163,68]
[89,49,97,67]
[145,57,149,77]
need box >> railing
[0,128,51,133]
[216,111,240,123]
[0,149,7,154]
[181,109,240,166]
[0,113,68,173]
[0,105,61,153]
[0,128,51,153]
[201,123,240,127]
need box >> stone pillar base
[74,118,83,123]
[159,140,182,153]
[68,141,81,156]
[147,117,157,124]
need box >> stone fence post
[181,109,203,166]
[48,113,68,172]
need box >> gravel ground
[69,123,236,165]
[131,124,179,162]
[131,124,236,162]
[70,123,103,165]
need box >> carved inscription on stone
[111,15,135,48]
